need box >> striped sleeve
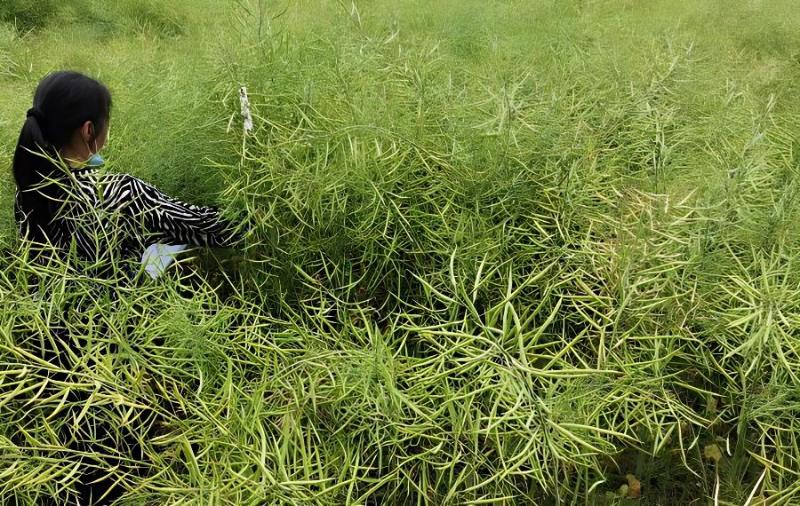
[107,174,241,248]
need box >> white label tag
[240,86,253,133]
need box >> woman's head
[13,71,112,244]
[13,71,112,189]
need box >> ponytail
[13,110,61,244]
[14,108,56,189]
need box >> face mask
[87,153,105,167]
[85,120,107,167]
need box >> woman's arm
[104,173,242,248]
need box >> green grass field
[2,0,800,504]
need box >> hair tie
[26,107,46,123]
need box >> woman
[11,70,241,504]
[13,70,241,271]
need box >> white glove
[141,243,188,279]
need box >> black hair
[13,71,112,244]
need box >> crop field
[1,0,800,504]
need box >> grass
[1,0,800,504]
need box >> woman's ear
[80,120,95,143]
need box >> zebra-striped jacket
[14,165,240,263]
